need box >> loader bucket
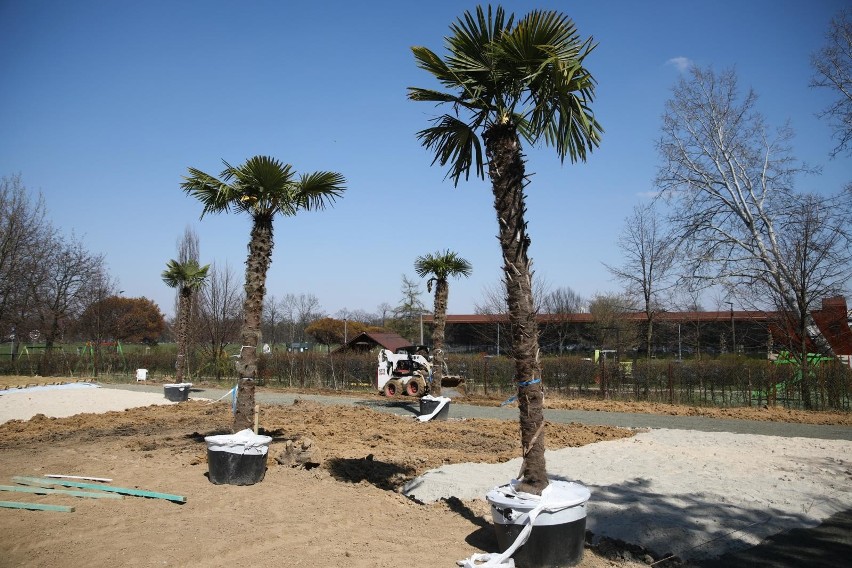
[441,375,465,392]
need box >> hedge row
[3,350,849,411]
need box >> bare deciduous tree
[376,303,393,328]
[811,8,852,158]
[657,66,852,407]
[474,276,550,355]
[196,262,243,379]
[262,295,283,348]
[605,203,678,359]
[391,274,424,343]
[38,236,105,348]
[294,293,324,344]
[763,191,852,406]
[0,175,54,349]
[172,226,201,324]
[588,293,639,355]
[540,286,586,353]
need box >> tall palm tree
[162,258,210,383]
[181,155,346,431]
[409,5,602,493]
[414,250,472,397]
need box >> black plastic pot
[487,481,591,568]
[205,430,272,486]
[419,396,450,421]
[163,383,191,402]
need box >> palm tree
[409,5,602,493]
[162,258,210,383]
[414,250,472,397]
[181,155,346,431]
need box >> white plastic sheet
[417,395,450,422]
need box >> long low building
[419,297,852,360]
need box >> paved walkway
[105,382,852,441]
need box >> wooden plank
[45,474,113,483]
[0,485,122,499]
[12,477,186,503]
[12,477,54,488]
[0,500,75,512]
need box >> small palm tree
[410,5,602,493]
[181,155,346,431]
[414,250,472,396]
[162,258,210,383]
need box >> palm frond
[162,258,210,289]
[182,155,346,220]
[411,47,465,89]
[416,114,485,185]
[410,5,603,179]
[294,171,347,212]
[407,86,466,105]
[414,249,473,280]
[181,168,235,218]
[500,10,603,162]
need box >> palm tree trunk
[485,122,547,494]
[175,289,191,383]
[431,280,449,396]
[234,218,274,431]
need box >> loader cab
[396,344,431,357]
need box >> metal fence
[2,350,849,411]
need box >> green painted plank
[0,485,122,499]
[10,477,55,488]
[0,500,75,512]
[12,477,186,503]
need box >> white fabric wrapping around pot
[205,428,272,456]
[457,480,590,568]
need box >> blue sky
[1,0,848,318]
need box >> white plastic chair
[135,368,148,382]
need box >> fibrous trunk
[234,218,273,432]
[484,122,547,494]
[175,288,191,383]
[431,280,449,396]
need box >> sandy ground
[0,382,176,421]
[0,384,646,568]
[1,382,850,567]
[405,429,852,562]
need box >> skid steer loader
[376,345,464,397]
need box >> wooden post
[668,363,674,405]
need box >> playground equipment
[754,350,836,404]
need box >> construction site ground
[0,377,850,567]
